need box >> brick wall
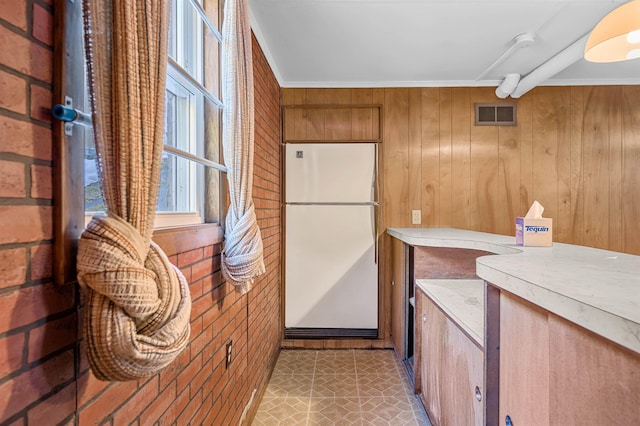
[0,1,282,424]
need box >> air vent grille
[475,103,517,126]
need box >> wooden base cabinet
[499,292,640,425]
[416,289,484,426]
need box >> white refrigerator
[285,143,378,338]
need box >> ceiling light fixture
[495,73,521,98]
[476,33,536,81]
[585,0,640,62]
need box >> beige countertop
[388,227,640,355]
[415,279,485,348]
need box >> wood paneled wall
[283,86,640,255]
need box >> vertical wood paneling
[569,88,585,246]
[608,87,623,252]
[469,88,499,232]
[384,89,410,227]
[532,88,560,226]
[304,89,325,140]
[622,86,640,254]
[497,123,520,236]
[582,87,610,249]
[555,88,572,244]
[421,88,440,227]
[293,89,306,140]
[352,89,374,140]
[439,88,453,227]
[451,88,471,229]
[408,88,422,227]
[518,94,534,216]
[324,89,352,140]
[283,86,640,256]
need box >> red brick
[158,387,190,425]
[76,370,110,407]
[191,258,213,281]
[176,388,202,425]
[0,26,52,82]
[203,245,214,258]
[30,164,52,199]
[190,293,210,320]
[29,84,52,123]
[0,160,26,197]
[0,283,75,334]
[0,350,74,421]
[78,379,137,426]
[0,333,24,379]
[0,248,27,288]
[177,247,203,267]
[29,243,52,280]
[190,315,203,337]
[0,69,27,114]
[190,324,213,359]
[0,0,27,30]
[27,382,75,426]
[0,115,52,160]
[158,347,190,391]
[140,382,176,426]
[112,376,159,425]
[31,4,53,46]
[0,206,53,244]
[189,279,203,300]
[176,353,202,394]
[27,313,76,362]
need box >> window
[82,0,223,227]
[55,0,224,283]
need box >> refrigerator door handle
[372,205,378,264]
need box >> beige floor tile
[263,374,314,398]
[273,357,317,376]
[307,397,362,425]
[360,396,421,425]
[254,350,431,426]
[312,373,359,398]
[355,357,401,376]
[253,397,310,426]
[357,373,413,398]
[314,358,356,375]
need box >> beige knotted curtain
[221,0,266,294]
[76,0,191,381]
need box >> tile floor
[252,349,432,426]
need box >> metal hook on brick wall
[52,103,93,128]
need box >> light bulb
[626,49,640,60]
[627,29,640,44]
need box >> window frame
[54,0,226,285]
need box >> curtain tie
[222,203,266,294]
[77,214,191,381]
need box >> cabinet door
[499,293,550,425]
[391,237,406,359]
[420,291,484,426]
[548,313,640,424]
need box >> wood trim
[53,0,87,285]
[153,223,223,257]
[484,283,501,426]
[282,104,383,143]
[281,103,384,109]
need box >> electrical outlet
[226,341,233,368]
[412,210,422,225]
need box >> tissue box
[515,217,553,246]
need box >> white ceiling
[248,0,640,90]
